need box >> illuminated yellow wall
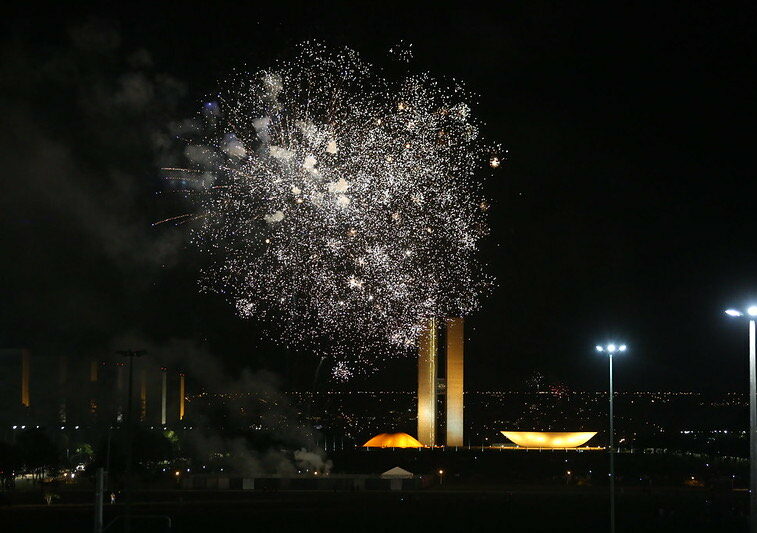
[363,432,424,448]
[178,373,185,421]
[446,318,464,446]
[417,318,437,446]
[501,431,598,448]
[20,349,30,407]
[161,369,167,425]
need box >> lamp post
[596,342,627,533]
[724,306,757,533]
[115,349,146,533]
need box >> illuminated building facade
[501,431,598,448]
[362,432,423,448]
[179,372,186,421]
[21,349,31,408]
[417,318,438,446]
[161,367,168,426]
[0,349,186,427]
[417,317,465,446]
[446,318,464,446]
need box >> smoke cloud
[110,335,331,475]
[0,19,330,474]
[0,18,194,349]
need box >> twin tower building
[417,317,464,447]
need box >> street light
[115,349,146,533]
[596,342,626,533]
[725,307,757,533]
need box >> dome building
[500,431,598,449]
[362,433,424,448]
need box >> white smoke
[269,145,295,161]
[294,448,333,474]
[264,210,285,224]
[326,177,350,194]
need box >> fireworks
[331,360,354,382]
[169,42,499,372]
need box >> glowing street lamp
[596,342,626,533]
[724,306,757,533]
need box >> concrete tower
[20,349,30,408]
[178,372,186,421]
[160,367,167,426]
[58,355,67,423]
[139,368,147,422]
[417,318,438,446]
[445,318,464,447]
[417,317,465,447]
[116,363,125,422]
[90,360,99,382]
[89,359,99,418]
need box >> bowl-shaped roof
[362,432,424,448]
[501,431,597,448]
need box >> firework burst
[168,42,499,373]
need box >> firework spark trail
[152,213,193,226]
[172,42,500,378]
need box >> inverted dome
[362,433,424,448]
[501,431,597,448]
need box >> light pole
[725,306,757,533]
[116,349,146,533]
[596,342,627,533]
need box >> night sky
[2,2,756,393]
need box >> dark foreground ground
[0,487,748,533]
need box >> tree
[16,430,59,477]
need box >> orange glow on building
[445,318,464,446]
[178,373,185,421]
[501,431,598,448]
[417,318,437,446]
[362,433,424,448]
[20,349,30,407]
[161,367,167,425]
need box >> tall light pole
[116,349,146,533]
[596,342,627,533]
[725,306,757,533]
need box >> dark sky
[2,2,756,393]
